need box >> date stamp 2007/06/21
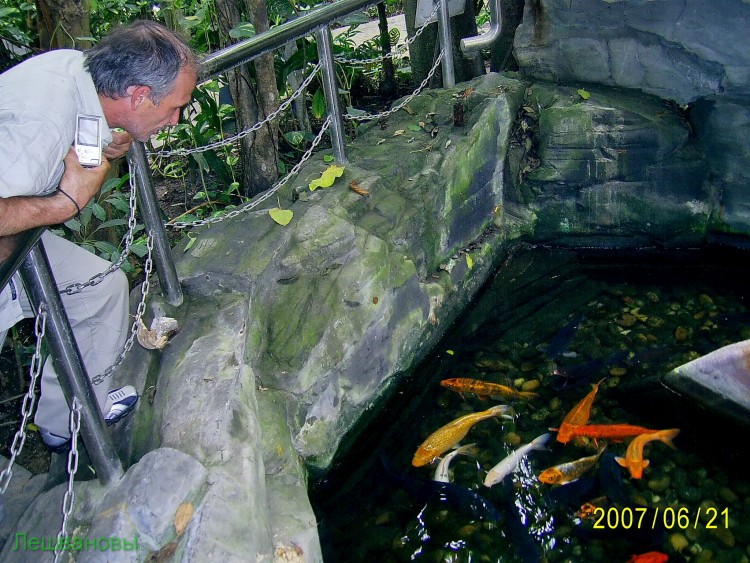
[590,506,729,530]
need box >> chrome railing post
[19,241,124,485]
[437,0,455,87]
[315,27,348,164]
[129,142,183,306]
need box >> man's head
[86,21,198,141]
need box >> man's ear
[126,85,152,110]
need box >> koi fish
[616,429,680,479]
[545,313,585,359]
[441,378,538,400]
[568,424,660,442]
[555,379,605,443]
[627,551,669,563]
[412,405,513,467]
[538,447,605,485]
[433,443,479,483]
[380,455,504,523]
[484,433,551,487]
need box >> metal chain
[149,63,323,159]
[333,0,441,66]
[168,116,333,230]
[61,163,140,296]
[53,397,81,563]
[0,306,47,494]
[92,232,154,386]
[346,49,444,122]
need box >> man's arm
[0,149,110,236]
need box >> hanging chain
[168,116,333,230]
[53,397,81,563]
[61,163,140,296]
[0,306,47,494]
[92,231,154,386]
[149,63,323,159]
[333,0,441,66]
[346,49,445,122]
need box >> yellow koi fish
[441,378,538,401]
[412,405,513,467]
[616,428,680,479]
[538,447,605,485]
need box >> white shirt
[0,49,113,331]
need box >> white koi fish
[433,443,479,483]
[483,433,552,487]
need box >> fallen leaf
[137,319,169,350]
[377,139,386,145]
[309,164,345,191]
[393,129,405,136]
[174,502,194,536]
[349,181,370,196]
[269,208,294,226]
[466,254,474,270]
[577,88,591,100]
[402,105,416,115]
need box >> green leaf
[407,124,422,132]
[466,253,474,270]
[269,207,294,226]
[284,130,305,146]
[323,154,334,163]
[64,218,81,232]
[91,202,107,222]
[312,89,327,119]
[229,22,256,39]
[309,165,345,191]
[93,218,128,232]
[577,88,591,100]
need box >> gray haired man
[0,21,197,449]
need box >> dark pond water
[312,245,750,563]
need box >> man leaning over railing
[0,21,198,452]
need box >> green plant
[0,0,37,71]
[50,173,144,273]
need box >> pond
[312,244,750,563]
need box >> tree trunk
[377,3,397,96]
[405,0,483,88]
[489,0,525,72]
[214,0,280,198]
[246,0,280,195]
[35,0,92,51]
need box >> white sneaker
[105,385,139,425]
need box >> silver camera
[74,114,103,167]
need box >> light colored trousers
[17,232,129,438]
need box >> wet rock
[670,532,690,552]
[647,475,670,493]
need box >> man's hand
[103,130,133,160]
[59,147,110,213]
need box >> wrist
[56,188,82,220]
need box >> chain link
[0,306,47,494]
[167,116,333,230]
[149,63,323,159]
[53,397,80,563]
[61,164,139,296]
[333,0,441,66]
[92,232,154,386]
[346,49,444,122]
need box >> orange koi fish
[616,428,680,479]
[555,379,605,443]
[538,447,604,485]
[441,378,538,400]
[627,551,669,563]
[568,424,659,442]
[412,405,513,467]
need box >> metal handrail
[201,0,385,78]
[460,0,502,53]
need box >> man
[0,21,198,449]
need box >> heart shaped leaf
[269,207,293,226]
